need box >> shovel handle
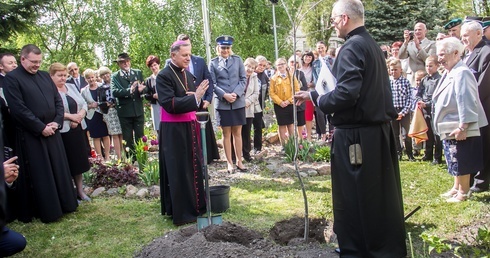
[404,206,421,221]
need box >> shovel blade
[197,215,223,230]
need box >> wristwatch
[458,127,465,132]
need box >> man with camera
[399,22,436,85]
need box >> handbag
[437,121,480,140]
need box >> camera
[409,31,414,40]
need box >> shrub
[89,158,140,188]
[313,145,331,162]
[284,137,316,162]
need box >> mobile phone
[4,146,14,161]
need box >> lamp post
[270,0,279,61]
[201,0,212,64]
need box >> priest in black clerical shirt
[3,44,78,223]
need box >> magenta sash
[160,107,196,122]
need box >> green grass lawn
[7,160,490,257]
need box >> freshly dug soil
[136,218,339,258]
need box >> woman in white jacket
[238,58,260,162]
[50,63,91,201]
[433,37,488,202]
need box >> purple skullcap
[171,40,188,47]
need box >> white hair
[436,37,465,55]
[255,55,267,63]
[461,21,483,35]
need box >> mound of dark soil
[136,219,338,258]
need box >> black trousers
[252,112,264,151]
[232,117,253,160]
[119,115,145,153]
[314,106,327,135]
[473,125,490,190]
[424,116,442,161]
[392,112,412,156]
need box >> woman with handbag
[433,37,488,202]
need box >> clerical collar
[170,61,185,72]
[345,26,367,40]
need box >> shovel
[196,111,223,230]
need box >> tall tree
[208,0,292,61]
[300,0,336,48]
[0,0,49,42]
[365,0,450,44]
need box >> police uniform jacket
[209,55,247,110]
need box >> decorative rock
[106,188,119,196]
[136,188,149,199]
[125,185,138,197]
[299,172,308,177]
[84,186,94,195]
[149,185,160,198]
[254,149,268,159]
[265,133,279,144]
[307,170,318,176]
[317,164,331,176]
[91,187,106,197]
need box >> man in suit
[110,53,146,154]
[0,116,26,257]
[66,62,87,92]
[0,53,17,151]
[461,21,490,193]
[176,34,220,163]
[399,22,436,84]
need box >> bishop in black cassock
[156,41,209,225]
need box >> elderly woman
[270,57,300,146]
[98,66,123,160]
[433,37,488,202]
[49,63,91,201]
[237,58,260,162]
[209,35,247,173]
[144,55,161,134]
[81,69,111,161]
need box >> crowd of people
[0,0,489,256]
[380,18,489,204]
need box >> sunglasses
[220,46,231,50]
